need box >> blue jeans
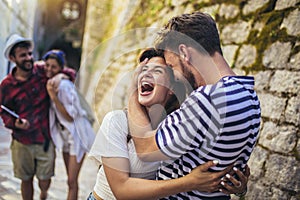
[87,192,96,200]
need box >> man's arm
[50,67,76,87]
[0,86,30,130]
[61,67,76,82]
[36,60,77,82]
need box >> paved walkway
[0,126,98,200]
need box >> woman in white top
[43,50,95,200]
[88,48,248,200]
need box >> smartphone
[1,105,20,119]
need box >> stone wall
[82,0,300,198]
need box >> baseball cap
[4,34,33,59]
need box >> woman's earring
[180,53,185,59]
[184,55,189,62]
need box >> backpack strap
[123,108,132,143]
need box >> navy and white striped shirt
[155,76,261,199]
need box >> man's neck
[14,67,32,81]
[213,52,236,78]
[192,52,236,86]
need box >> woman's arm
[102,157,233,200]
[46,80,73,121]
[219,165,250,197]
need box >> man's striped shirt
[155,76,261,199]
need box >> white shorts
[59,125,76,155]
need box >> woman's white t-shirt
[89,110,160,200]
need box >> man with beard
[0,34,75,200]
[128,12,261,199]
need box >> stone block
[253,71,271,92]
[235,44,257,69]
[291,196,300,200]
[259,122,297,153]
[263,42,292,69]
[248,146,268,180]
[200,5,220,19]
[297,139,300,157]
[268,187,292,200]
[281,8,300,36]
[288,52,300,70]
[265,154,299,192]
[253,21,265,34]
[219,4,239,19]
[170,0,188,6]
[247,181,275,199]
[275,0,300,10]
[248,186,293,200]
[183,3,195,14]
[221,21,251,44]
[285,96,300,126]
[243,0,269,15]
[257,93,286,120]
[222,45,239,67]
[269,70,300,94]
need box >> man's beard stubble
[17,59,34,72]
[179,59,197,90]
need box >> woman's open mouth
[140,81,154,95]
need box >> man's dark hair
[9,41,32,57]
[155,12,222,56]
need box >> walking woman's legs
[63,152,70,173]
[66,154,85,200]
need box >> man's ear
[9,55,15,62]
[178,44,190,62]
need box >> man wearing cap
[0,34,75,200]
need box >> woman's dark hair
[42,49,66,68]
[138,48,164,63]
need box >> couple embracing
[88,11,260,200]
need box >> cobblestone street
[0,126,98,200]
